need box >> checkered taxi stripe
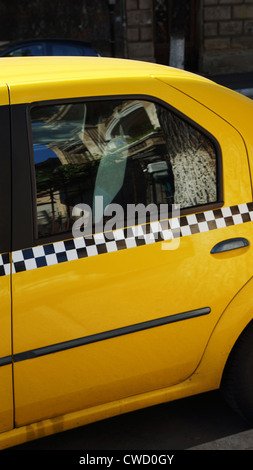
[1,202,253,276]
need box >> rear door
[9,77,253,427]
[0,85,12,433]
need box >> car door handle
[211,237,249,254]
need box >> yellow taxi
[0,56,253,449]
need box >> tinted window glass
[51,44,84,56]
[7,44,43,56]
[30,99,217,238]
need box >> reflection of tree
[36,157,98,233]
[36,158,60,193]
[156,106,217,208]
[36,158,97,194]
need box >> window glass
[7,44,43,56]
[51,43,84,56]
[30,99,217,238]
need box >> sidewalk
[188,428,253,450]
[206,71,253,98]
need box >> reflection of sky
[33,144,58,164]
[32,121,83,144]
[32,120,84,164]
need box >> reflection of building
[33,95,216,238]
[126,0,253,75]
[80,101,158,157]
[34,100,173,237]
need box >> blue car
[0,38,100,57]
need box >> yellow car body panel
[158,75,253,188]
[194,276,253,387]
[0,57,253,448]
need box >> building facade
[125,0,253,74]
[0,0,252,75]
[201,0,253,74]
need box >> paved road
[11,390,252,450]
[189,428,253,450]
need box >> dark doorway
[153,0,200,71]
[153,0,172,66]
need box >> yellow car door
[9,68,253,427]
[0,85,13,433]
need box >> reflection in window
[7,44,44,56]
[30,99,217,238]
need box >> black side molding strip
[0,356,12,367]
[13,307,211,364]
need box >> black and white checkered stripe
[0,253,11,277]
[0,202,252,276]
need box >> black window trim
[0,104,11,254]
[26,94,223,247]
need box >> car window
[30,99,218,239]
[6,44,43,57]
[50,43,84,56]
